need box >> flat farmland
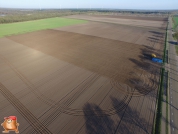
[85,15,168,21]
[56,21,165,49]
[0,15,166,134]
[66,15,167,29]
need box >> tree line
[0,8,169,24]
[0,9,85,23]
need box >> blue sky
[0,0,178,10]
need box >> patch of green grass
[166,96,168,134]
[166,71,168,134]
[175,45,178,55]
[153,22,168,134]
[154,68,164,134]
[0,17,87,37]
[173,17,178,30]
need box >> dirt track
[0,15,166,134]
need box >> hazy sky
[0,0,178,10]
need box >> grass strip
[153,20,168,134]
[166,71,169,134]
[172,17,178,30]
[175,46,178,55]
[154,68,165,134]
[152,68,161,134]
[163,23,168,63]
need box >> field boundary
[153,67,165,134]
[153,19,168,134]
[166,71,169,134]
[165,20,169,134]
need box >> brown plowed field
[55,22,165,48]
[84,15,168,21]
[66,15,167,29]
[0,15,166,134]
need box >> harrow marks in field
[0,14,166,133]
[0,83,52,134]
[111,65,159,96]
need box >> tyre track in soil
[0,53,98,108]
[76,86,133,134]
[0,54,57,106]
[136,93,150,133]
[144,89,155,133]
[24,75,130,133]
[120,38,162,133]
[0,54,84,111]
[142,35,163,132]
[118,82,153,134]
[0,83,52,134]
[114,92,134,134]
[77,84,130,133]
[142,74,158,133]
[28,75,131,134]
[84,24,163,133]
[0,55,102,133]
[133,36,162,133]
[20,72,96,133]
[131,94,146,132]
[126,69,159,133]
[0,62,71,110]
[132,96,144,133]
[26,73,99,133]
[0,46,158,95]
[129,72,156,133]
[145,65,160,132]
[110,50,160,96]
[1,34,161,133]
[58,80,114,133]
[63,83,131,116]
[38,74,127,122]
[1,22,164,134]
[145,89,156,132]
[53,85,131,116]
[110,73,156,97]
[109,45,153,96]
[0,52,131,131]
[112,65,159,133]
[0,48,130,108]
[126,96,144,133]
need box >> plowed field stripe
[0,83,52,134]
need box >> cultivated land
[56,21,165,48]
[0,15,167,134]
[0,17,87,37]
[66,15,167,29]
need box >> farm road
[168,16,178,134]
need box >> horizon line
[0,7,178,11]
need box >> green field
[176,46,178,55]
[173,17,178,30]
[0,17,87,37]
